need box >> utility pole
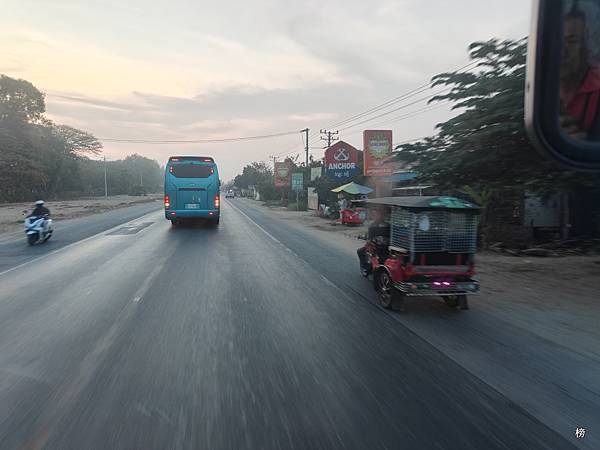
[103,156,108,198]
[320,129,339,148]
[302,128,309,190]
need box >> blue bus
[164,156,220,225]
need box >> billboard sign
[325,141,359,180]
[274,161,291,188]
[363,130,394,177]
[291,172,304,192]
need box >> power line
[272,133,306,158]
[256,63,473,158]
[341,101,451,136]
[99,130,301,144]
[328,84,432,129]
[337,87,452,132]
[297,101,448,157]
[324,60,478,130]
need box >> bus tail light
[214,195,220,209]
[164,195,170,209]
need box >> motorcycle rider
[29,200,50,218]
[28,200,51,235]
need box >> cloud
[48,93,132,111]
[1,0,530,181]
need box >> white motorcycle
[24,216,53,246]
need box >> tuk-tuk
[357,196,480,311]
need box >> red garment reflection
[563,64,600,130]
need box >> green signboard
[291,173,304,192]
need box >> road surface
[0,201,162,273]
[0,200,583,449]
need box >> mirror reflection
[560,0,600,141]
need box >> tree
[53,125,102,156]
[394,38,596,192]
[233,161,273,189]
[0,74,46,123]
[0,74,108,200]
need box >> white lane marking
[0,208,162,278]
[131,258,168,304]
[227,201,282,244]
[320,274,337,289]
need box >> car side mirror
[526,0,600,170]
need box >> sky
[1,0,530,181]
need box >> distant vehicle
[225,190,235,198]
[164,156,220,226]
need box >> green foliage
[257,181,278,201]
[394,38,598,192]
[53,125,102,156]
[0,74,45,123]
[461,185,494,206]
[78,156,162,197]
[0,74,162,202]
[233,160,292,202]
[233,161,273,190]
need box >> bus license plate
[185,204,199,209]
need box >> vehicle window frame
[526,0,600,170]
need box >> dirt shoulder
[0,194,162,234]
[260,203,368,240]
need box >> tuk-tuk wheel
[458,295,469,310]
[443,296,459,308]
[376,271,395,309]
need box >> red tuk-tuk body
[359,196,480,311]
[341,207,367,225]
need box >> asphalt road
[0,201,162,273]
[0,200,579,449]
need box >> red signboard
[274,160,291,187]
[324,141,359,181]
[363,130,394,177]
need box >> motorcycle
[24,215,53,245]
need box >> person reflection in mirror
[560,2,600,140]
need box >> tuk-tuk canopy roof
[363,196,481,211]
[331,182,373,195]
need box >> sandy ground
[257,201,600,358]
[0,194,162,234]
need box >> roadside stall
[331,182,373,225]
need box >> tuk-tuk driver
[367,206,391,244]
[358,206,391,274]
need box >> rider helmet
[35,200,45,206]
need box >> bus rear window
[169,164,214,178]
